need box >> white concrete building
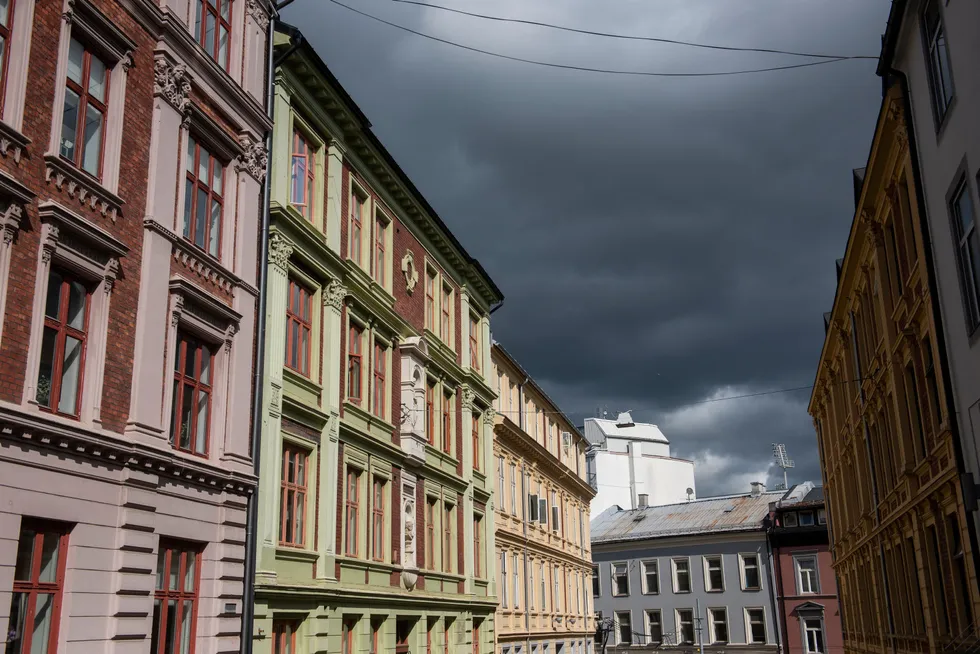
[584,412,696,517]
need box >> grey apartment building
[591,484,781,654]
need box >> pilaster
[318,279,347,580]
[326,140,345,253]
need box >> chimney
[637,494,649,508]
[750,481,765,497]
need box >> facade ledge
[422,329,465,384]
[283,366,323,398]
[282,394,332,431]
[342,401,396,443]
[0,119,30,163]
[146,219,259,296]
[269,214,346,279]
[44,154,125,222]
[275,546,320,565]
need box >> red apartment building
[0,0,272,651]
[769,483,843,654]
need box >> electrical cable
[326,0,868,77]
[381,0,879,61]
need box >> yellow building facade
[809,86,980,654]
[491,344,597,654]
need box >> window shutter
[529,495,539,521]
[552,505,560,532]
[539,499,548,525]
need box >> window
[783,512,798,528]
[427,382,436,446]
[347,324,362,403]
[371,618,383,654]
[350,191,364,265]
[528,493,539,522]
[183,136,224,258]
[290,129,315,219]
[947,513,974,629]
[551,491,560,533]
[799,511,815,527]
[817,509,827,525]
[469,314,481,370]
[372,215,388,287]
[796,556,819,594]
[591,564,600,597]
[170,333,214,456]
[444,504,454,572]
[285,279,312,377]
[509,464,517,515]
[803,618,825,654]
[279,445,308,546]
[151,541,201,654]
[472,414,481,472]
[704,555,724,592]
[371,477,385,561]
[343,619,356,654]
[513,553,520,608]
[440,284,452,344]
[746,608,767,644]
[473,516,482,577]
[37,269,89,417]
[192,0,231,68]
[8,521,69,654]
[672,558,691,593]
[646,611,662,645]
[273,620,298,654]
[906,362,927,459]
[924,337,943,430]
[554,565,561,611]
[540,562,547,612]
[676,609,694,645]
[500,551,508,608]
[60,38,108,177]
[496,455,505,505]
[443,391,453,455]
[615,611,631,646]
[950,180,980,329]
[372,341,386,418]
[0,0,12,113]
[641,560,659,594]
[425,269,437,331]
[345,468,360,556]
[426,498,436,570]
[922,0,953,123]
[740,554,761,590]
[611,562,629,597]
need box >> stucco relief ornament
[246,0,271,30]
[1,203,23,244]
[461,387,475,410]
[154,58,191,115]
[268,233,293,270]
[237,134,268,182]
[483,407,496,427]
[401,251,419,295]
[324,280,349,311]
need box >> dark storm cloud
[282,0,892,495]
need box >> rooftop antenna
[772,443,795,491]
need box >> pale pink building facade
[0,0,271,651]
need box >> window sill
[275,545,319,564]
[0,119,31,163]
[343,400,395,437]
[44,154,124,222]
[283,366,323,397]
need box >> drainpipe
[887,66,980,600]
[518,378,532,653]
[240,7,277,654]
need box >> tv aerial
[772,443,795,490]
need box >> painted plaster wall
[589,448,696,518]
[773,544,842,654]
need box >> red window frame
[443,504,453,572]
[184,136,224,258]
[290,129,315,220]
[151,541,202,654]
[371,477,385,561]
[472,623,480,654]
[472,414,481,472]
[170,333,214,457]
[279,444,308,547]
[342,619,356,654]
[273,620,298,654]
[350,192,364,265]
[10,520,69,654]
[425,381,435,446]
[38,269,90,418]
[425,270,436,330]
[374,216,387,285]
[473,515,482,578]
[194,0,231,69]
[285,279,313,377]
[371,619,383,654]
[426,499,436,570]
[469,314,480,370]
[345,468,360,557]
[0,0,16,117]
[348,324,362,403]
[61,37,109,178]
[440,285,451,343]
[372,341,386,418]
[442,392,452,455]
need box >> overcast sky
[282,0,892,496]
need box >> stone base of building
[497,630,595,654]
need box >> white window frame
[671,557,691,594]
[783,512,798,527]
[510,463,517,515]
[610,562,629,597]
[614,611,632,646]
[513,552,521,609]
[795,554,820,594]
[744,607,767,645]
[799,511,815,527]
[703,555,725,592]
[641,560,659,595]
[554,564,561,611]
[675,609,695,645]
[591,564,600,597]
[645,610,662,645]
[802,616,826,654]
[500,551,508,608]
[708,607,729,644]
[739,553,762,591]
[817,508,827,525]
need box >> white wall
[589,439,696,518]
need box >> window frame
[949,177,980,331]
[371,476,385,561]
[345,467,361,557]
[290,127,316,220]
[802,616,826,654]
[183,135,225,259]
[284,278,313,377]
[279,443,309,547]
[9,520,70,654]
[36,267,91,418]
[704,555,725,592]
[641,559,659,595]
[192,0,232,69]
[347,322,363,404]
[799,511,815,527]
[60,36,109,179]
[591,564,600,597]
[151,540,202,654]
[708,607,729,645]
[783,512,798,528]
[426,497,437,571]
[442,389,453,456]
[745,607,768,645]
[473,514,483,578]
[443,503,454,573]
[373,210,389,287]
[472,413,481,472]
[645,610,662,646]
[672,557,692,594]
[795,554,820,594]
[611,561,629,597]
[676,609,695,645]
[170,332,215,457]
[440,282,453,344]
[469,313,481,371]
[349,187,366,266]
[921,0,954,127]
[0,0,15,118]
[614,610,632,646]
[739,553,762,591]
[273,620,299,654]
[372,339,386,419]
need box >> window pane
[198,148,209,182]
[9,593,26,649]
[213,162,223,196]
[32,592,55,653]
[937,31,952,105]
[183,179,194,238]
[82,104,103,175]
[295,493,305,542]
[60,89,80,161]
[195,189,208,248]
[88,55,107,103]
[38,533,60,584]
[45,271,63,320]
[184,343,197,378]
[218,26,229,67]
[150,599,162,653]
[195,390,209,453]
[0,0,10,26]
[187,138,197,173]
[193,0,203,39]
[67,280,86,330]
[205,12,216,56]
[36,327,56,408]
[179,384,193,448]
[199,349,211,385]
[165,599,178,654]
[180,600,194,653]
[220,0,230,20]
[168,553,179,592]
[156,549,167,590]
[956,192,975,235]
[14,529,34,580]
[169,379,179,445]
[284,488,294,541]
[67,39,84,84]
[291,156,305,204]
[209,199,221,257]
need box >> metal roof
[591,490,785,544]
[584,415,669,445]
[802,486,825,504]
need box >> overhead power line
[327,0,871,77]
[382,0,879,61]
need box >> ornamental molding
[0,120,30,164]
[154,56,192,116]
[401,250,419,295]
[324,280,350,311]
[460,386,475,411]
[246,0,270,30]
[268,233,293,271]
[44,155,124,222]
[483,407,497,427]
[236,133,267,182]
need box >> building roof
[802,486,824,503]
[585,412,669,446]
[591,489,785,544]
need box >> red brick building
[0,0,272,651]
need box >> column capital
[324,279,349,311]
[268,233,293,271]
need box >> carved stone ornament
[401,251,419,295]
[246,0,270,30]
[268,233,293,271]
[1,203,23,244]
[483,407,496,427]
[460,387,475,411]
[324,280,349,311]
[154,58,191,116]
[237,134,268,182]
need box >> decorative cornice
[401,250,419,295]
[154,55,192,117]
[144,219,258,296]
[44,155,124,222]
[268,232,293,271]
[236,133,267,182]
[0,120,30,164]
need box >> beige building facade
[492,344,596,654]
